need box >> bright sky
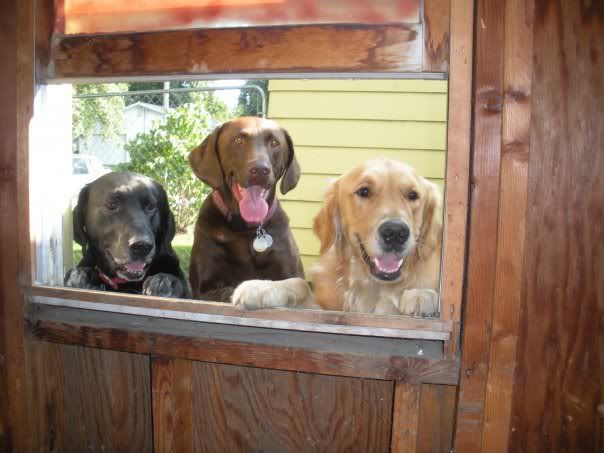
[208,79,246,111]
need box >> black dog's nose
[129,240,153,257]
[249,163,271,177]
[379,221,410,248]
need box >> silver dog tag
[253,227,273,253]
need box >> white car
[71,154,111,206]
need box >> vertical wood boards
[391,382,457,453]
[0,0,32,451]
[508,2,604,451]
[25,340,152,452]
[440,0,474,358]
[454,0,506,448]
[480,0,533,451]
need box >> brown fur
[188,117,304,301]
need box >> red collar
[97,267,128,290]
[211,190,278,227]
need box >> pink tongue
[375,254,402,272]
[239,185,268,223]
[125,261,146,272]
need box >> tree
[235,80,269,116]
[72,83,128,143]
[117,102,213,233]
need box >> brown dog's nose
[249,163,271,177]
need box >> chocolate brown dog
[188,117,304,301]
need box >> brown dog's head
[313,159,442,283]
[189,117,300,224]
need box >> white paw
[232,280,288,310]
[398,289,439,317]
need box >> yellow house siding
[269,80,448,278]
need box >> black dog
[64,172,188,298]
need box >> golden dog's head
[314,159,442,283]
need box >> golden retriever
[232,158,442,317]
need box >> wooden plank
[269,79,448,93]
[0,0,32,450]
[192,361,394,452]
[439,0,473,358]
[283,174,444,202]
[274,119,446,150]
[508,2,604,451]
[281,201,320,229]
[422,0,450,72]
[391,383,421,452]
[269,91,448,121]
[292,228,319,256]
[152,357,194,453]
[480,0,533,451]
[47,24,423,80]
[25,339,152,452]
[25,306,461,385]
[30,286,453,340]
[293,147,447,178]
[416,384,457,452]
[454,0,505,450]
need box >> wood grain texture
[46,24,422,80]
[480,0,533,451]
[0,0,32,450]
[439,0,474,358]
[391,383,421,452]
[191,361,394,452]
[152,357,194,453]
[31,286,453,341]
[416,384,457,453]
[422,0,450,72]
[454,0,506,450]
[25,339,152,452]
[26,317,460,385]
[508,2,604,451]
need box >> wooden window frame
[24,0,473,381]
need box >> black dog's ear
[73,184,90,249]
[279,128,301,195]
[188,124,224,189]
[156,183,177,254]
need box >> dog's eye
[105,200,119,211]
[408,190,419,201]
[269,139,280,148]
[356,187,370,198]
[234,136,244,146]
[145,201,157,211]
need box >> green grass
[72,232,194,283]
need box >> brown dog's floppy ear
[279,128,301,195]
[313,178,341,254]
[72,184,90,251]
[418,180,443,256]
[188,124,224,189]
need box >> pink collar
[97,267,128,290]
[211,190,278,227]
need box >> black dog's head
[188,116,300,224]
[74,172,176,282]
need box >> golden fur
[233,158,442,316]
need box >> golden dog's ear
[418,180,443,254]
[188,124,224,189]
[279,128,301,195]
[313,178,341,254]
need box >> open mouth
[359,241,404,281]
[115,260,151,281]
[231,177,270,223]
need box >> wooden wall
[455,0,604,451]
[23,339,456,452]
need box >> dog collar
[211,190,278,228]
[96,267,128,290]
